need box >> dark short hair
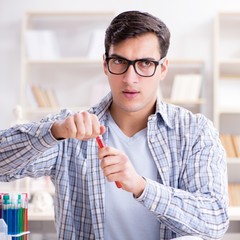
[105,10,170,58]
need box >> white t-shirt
[104,113,160,240]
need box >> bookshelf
[160,59,205,114]
[213,12,240,238]
[20,11,115,122]
[213,12,240,129]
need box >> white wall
[0,0,240,129]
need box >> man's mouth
[122,90,140,99]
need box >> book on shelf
[232,135,240,158]
[45,88,58,108]
[220,134,240,158]
[31,84,48,107]
[25,30,60,60]
[170,74,202,102]
[30,84,59,108]
[228,183,240,207]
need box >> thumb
[100,125,106,135]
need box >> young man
[0,11,228,240]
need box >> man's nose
[122,64,139,83]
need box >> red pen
[96,135,122,188]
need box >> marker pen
[96,135,122,188]
[0,193,3,219]
[21,193,28,240]
[17,194,22,236]
[11,194,19,235]
[3,194,11,235]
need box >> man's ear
[160,58,168,81]
[103,54,108,75]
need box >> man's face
[103,33,168,115]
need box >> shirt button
[36,130,40,136]
[162,167,168,172]
[150,138,155,143]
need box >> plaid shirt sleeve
[0,109,72,179]
[136,109,229,240]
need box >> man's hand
[98,146,146,197]
[51,111,105,140]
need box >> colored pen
[96,135,122,188]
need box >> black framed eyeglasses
[105,56,166,77]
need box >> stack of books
[30,84,58,108]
